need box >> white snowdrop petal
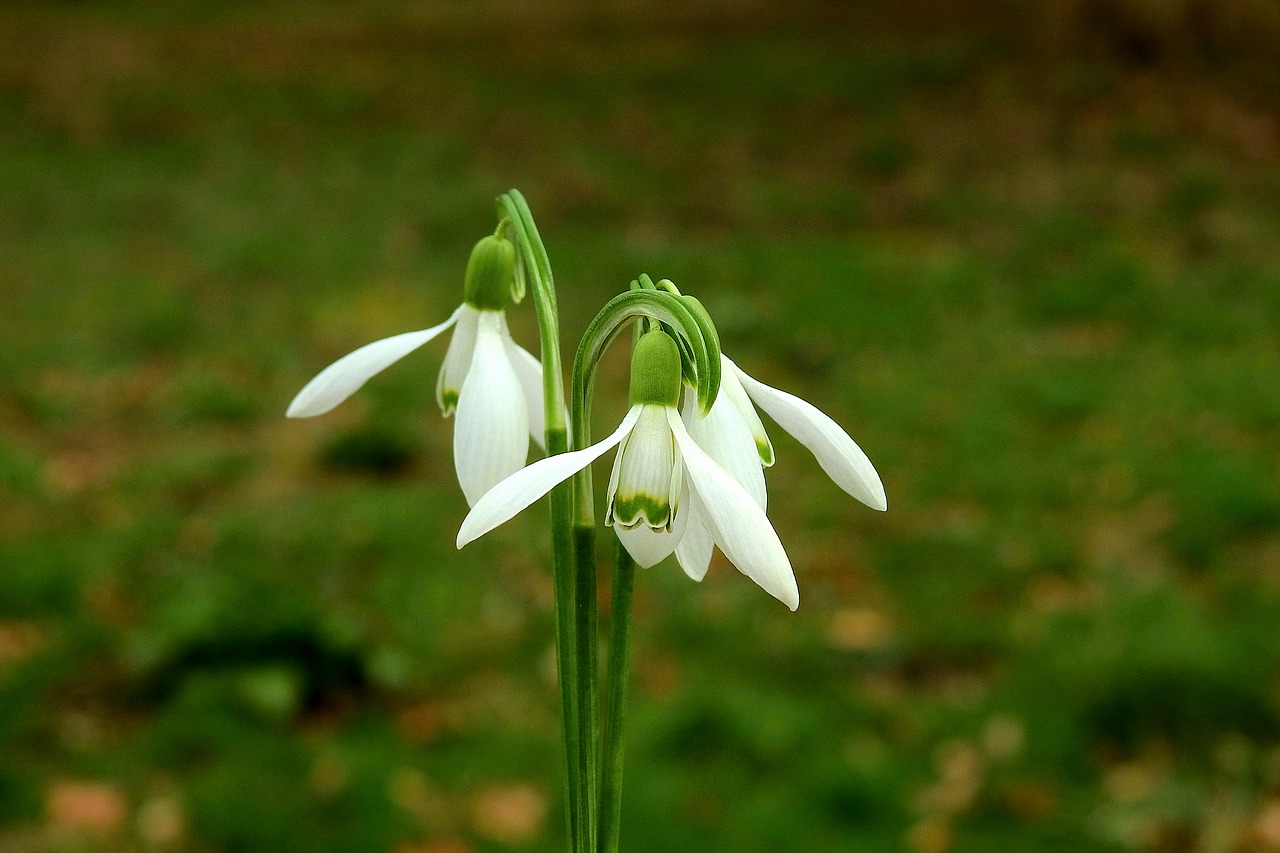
[436,306,480,415]
[615,520,677,568]
[667,408,799,610]
[718,356,774,466]
[730,358,887,512]
[615,477,689,568]
[457,406,643,548]
[674,503,714,582]
[604,431,626,526]
[684,388,767,510]
[454,312,530,507]
[287,308,461,418]
[609,405,677,529]
[501,329,549,450]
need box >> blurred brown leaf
[827,607,892,650]
[396,700,447,744]
[907,817,952,853]
[469,783,546,846]
[137,794,185,845]
[46,780,126,834]
[1248,799,1280,851]
[0,621,42,669]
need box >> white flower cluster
[290,244,884,611]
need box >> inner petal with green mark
[607,404,681,531]
[435,306,481,415]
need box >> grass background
[2,2,1280,851]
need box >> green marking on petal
[440,390,459,414]
[756,436,775,467]
[608,492,672,530]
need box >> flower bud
[463,235,516,310]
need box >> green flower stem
[557,486,585,853]
[497,191,585,852]
[574,522,600,851]
[566,286,721,853]
[598,537,636,853]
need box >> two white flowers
[289,247,885,610]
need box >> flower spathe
[675,353,886,582]
[458,331,801,610]
[286,236,546,507]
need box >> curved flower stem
[571,289,719,523]
[497,190,565,439]
[496,190,585,852]
[598,537,636,853]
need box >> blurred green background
[3,1,1280,851]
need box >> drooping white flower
[675,353,886,581]
[286,235,545,506]
[458,330,800,610]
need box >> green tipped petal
[719,355,774,466]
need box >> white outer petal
[667,408,799,611]
[457,406,643,548]
[605,430,625,524]
[675,385,766,581]
[718,355,774,466]
[287,307,461,418]
[502,328,549,451]
[454,312,530,506]
[674,502,714,582]
[729,358,887,512]
[683,387,766,510]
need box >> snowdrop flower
[287,234,545,506]
[675,353,886,581]
[458,330,801,609]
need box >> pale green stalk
[597,474,637,853]
[497,199,722,853]
[574,521,600,851]
[569,285,721,853]
[496,190,585,852]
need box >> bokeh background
[4,1,1280,851]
